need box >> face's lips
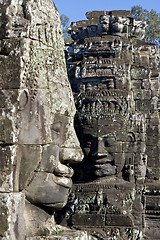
[53,162,74,178]
[53,175,72,188]
[88,155,113,164]
[94,163,114,169]
[42,202,67,209]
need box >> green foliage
[60,14,73,44]
[131,5,160,46]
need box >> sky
[53,0,160,25]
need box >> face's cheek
[23,112,83,211]
[83,147,91,156]
[38,144,60,174]
[25,172,71,210]
[101,135,117,154]
[82,138,92,156]
[81,133,96,157]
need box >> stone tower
[0,0,84,239]
[59,10,160,240]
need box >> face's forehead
[81,116,125,138]
[0,0,81,196]
[0,0,76,146]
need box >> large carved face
[0,0,84,210]
[75,116,126,181]
[0,0,83,204]
[73,80,133,182]
[17,84,83,210]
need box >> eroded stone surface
[0,193,25,240]
[57,10,160,240]
[1,2,160,239]
[0,0,84,239]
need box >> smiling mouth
[54,175,72,188]
[89,156,113,164]
[51,163,73,188]
[42,202,67,209]
[53,162,74,177]
[55,176,72,188]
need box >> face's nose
[97,138,108,156]
[59,117,84,164]
[91,137,108,157]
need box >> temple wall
[0,3,160,239]
[60,10,160,240]
[0,1,83,239]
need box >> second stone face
[60,10,160,240]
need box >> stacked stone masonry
[0,0,85,239]
[57,10,160,240]
[0,1,160,239]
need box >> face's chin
[84,155,116,178]
[85,162,116,177]
[25,172,72,210]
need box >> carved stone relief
[58,10,160,240]
[0,0,84,239]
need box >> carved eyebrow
[51,122,61,132]
[102,134,116,139]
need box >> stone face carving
[68,10,146,41]
[0,0,83,239]
[59,10,160,240]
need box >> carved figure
[63,10,160,240]
[0,0,83,239]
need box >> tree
[60,14,72,44]
[131,5,160,46]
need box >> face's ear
[18,90,29,111]
[126,132,136,143]
[18,145,42,191]
[140,153,147,164]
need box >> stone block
[149,113,159,125]
[133,90,142,100]
[39,144,59,173]
[150,79,159,91]
[0,90,18,109]
[25,172,70,208]
[135,99,151,112]
[122,142,136,153]
[142,90,151,100]
[0,39,21,89]
[0,192,25,240]
[146,145,159,158]
[0,109,16,144]
[114,153,125,165]
[140,55,149,67]
[144,226,160,240]
[131,67,149,80]
[19,145,42,191]
[142,79,151,90]
[147,135,159,146]
[146,167,160,180]
[136,142,146,153]
[147,158,159,168]
[72,214,105,226]
[131,80,142,89]
[145,195,160,210]
[150,69,159,78]
[105,214,133,226]
[17,89,53,145]
[0,145,19,192]
[146,126,159,136]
